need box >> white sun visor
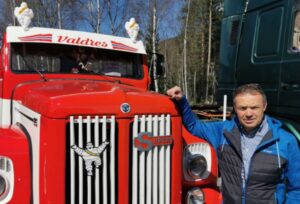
[6,26,146,54]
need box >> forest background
[0,0,223,105]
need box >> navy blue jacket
[178,97,300,204]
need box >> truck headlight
[184,143,211,181]
[0,175,7,197]
[0,157,14,203]
[186,187,204,204]
[188,154,207,179]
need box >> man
[167,84,300,204]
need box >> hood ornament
[71,141,109,176]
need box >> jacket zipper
[242,164,246,204]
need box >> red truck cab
[0,26,221,204]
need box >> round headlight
[0,175,7,198]
[188,154,207,179]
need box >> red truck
[0,26,221,204]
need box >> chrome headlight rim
[183,143,211,181]
[0,174,8,198]
[187,154,207,179]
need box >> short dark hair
[233,83,267,105]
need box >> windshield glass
[10,43,143,79]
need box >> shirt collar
[238,116,267,138]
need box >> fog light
[188,154,207,179]
[186,187,204,204]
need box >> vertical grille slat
[159,115,166,204]
[132,115,139,204]
[70,116,75,204]
[67,116,116,204]
[102,116,108,204]
[87,116,92,204]
[165,114,171,204]
[152,115,159,204]
[132,114,172,204]
[94,116,100,204]
[139,115,146,204]
[146,115,153,204]
[78,116,84,204]
[110,116,116,204]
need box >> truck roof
[6,26,146,54]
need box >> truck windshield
[10,43,143,79]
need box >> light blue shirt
[240,117,269,187]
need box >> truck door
[236,0,288,112]
[279,0,300,116]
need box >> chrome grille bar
[132,114,172,204]
[69,115,116,204]
[70,117,75,204]
[165,114,171,204]
[146,115,153,204]
[139,115,146,204]
[78,116,83,204]
[132,115,139,204]
[102,116,108,204]
[159,115,165,204]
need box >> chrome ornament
[71,141,109,176]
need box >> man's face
[234,92,267,133]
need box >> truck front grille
[131,114,171,204]
[66,114,172,204]
[66,116,116,204]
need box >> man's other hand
[166,86,183,101]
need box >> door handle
[281,82,299,90]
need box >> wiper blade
[19,55,48,82]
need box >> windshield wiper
[18,55,48,82]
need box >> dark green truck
[217,0,300,137]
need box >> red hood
[13,79,179,118]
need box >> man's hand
[166,86,183,101]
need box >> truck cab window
[10,43,143,79]
[291,0,300,52]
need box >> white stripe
[12,102,41,204]
[0,98,11,126]
[7,26,147,54]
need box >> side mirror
[148,53,165,77]
[156,53,165,76]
